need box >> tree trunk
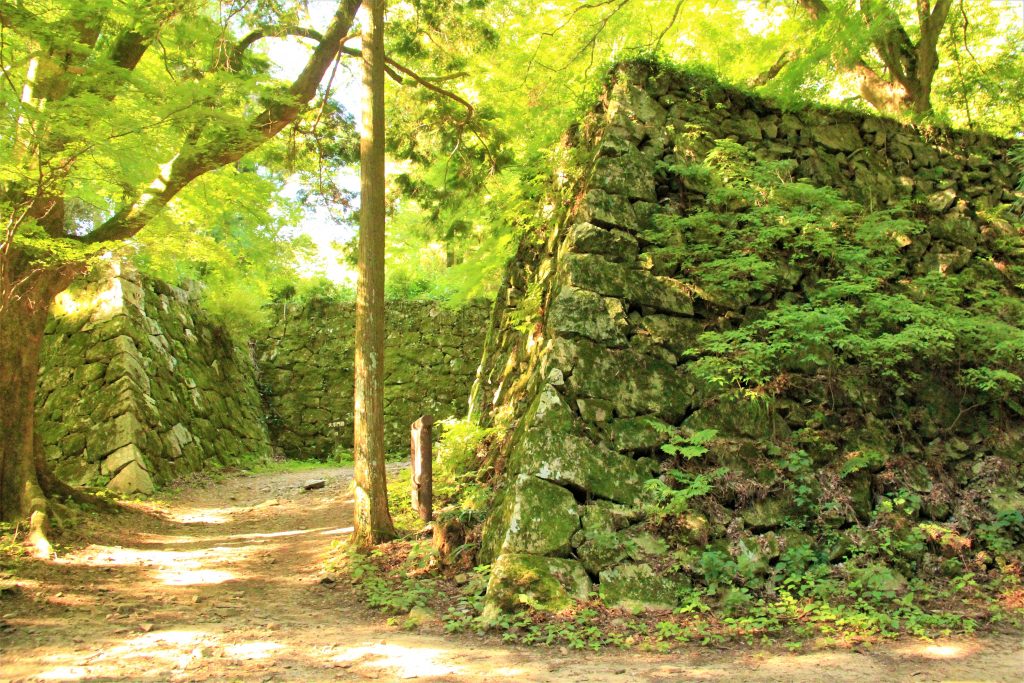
[853,64,916,116]
[352,0,396,548]
[792,0,948,118]
[0,252,79,555]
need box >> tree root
[35,450,119,513]
[5,446,124,559]
[25,481,52,560]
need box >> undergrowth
[326,422,1024,651]
[326,535,1024,652]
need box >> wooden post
[411,415,434,522]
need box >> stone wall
[258,298,491,458]
[471,62,1023,615]
[35,262,272,493]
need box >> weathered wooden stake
[411,415,434,522]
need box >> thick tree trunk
[0,252,78,555]
[352,0,396,548]
[792,0,949,118]
[853,64,917,116]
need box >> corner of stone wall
[37,259,272,493]
[472,61,1024,616]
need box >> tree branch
[231,25,325,70]
[83,0,362,244]
[339,45,475,118]
[751,49,799,86]
[340,48,497,171]
[340,46,405,83]
[568,0,630,75]
[385,56,475,120]
[107,30,151,72]
[652,0,686,50]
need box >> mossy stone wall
[258,298,491,458]
[35,262,272,493]
[472,62,1024,615]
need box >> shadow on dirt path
[1,465,1022,682]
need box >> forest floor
[1,465,1022,683]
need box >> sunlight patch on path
[174,509,233,524]
[166,501,277,524]
[34,629,209,681]
[332,642,468,678]
[54,543,261,587]
[892,640,982,659]
[157,567,236,586]
[223,640,286,660]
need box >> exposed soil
[1,465,1022,682]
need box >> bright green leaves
[9,220,114,269]
[641,427,723,521]
[659,427,718,460]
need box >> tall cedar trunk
[352,0,396,547]
[0,251,78,553]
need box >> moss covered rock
[505,384,647,504]
[598,563,679,612]
[569,341,696,421]
[479,474,581,564]
[740,497,794,531]
[547,286,627,345]
[562,222,639,263]
[482,553,592,619]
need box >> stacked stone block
[258,298,491,458]
[35,262,272,492]
[471,63,1024,615]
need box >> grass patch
[244,452,354,474]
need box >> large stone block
[107,459,155,494]
[101,443,144,476]
[505,384,648,504]
[87,412,142,460]
[547,286,627,345]
[598,563,679,612]
[590,149,657,201]
[479,473,581,564]
[561,222,639,263]
[482,553,592,618]
[561,253,694,315]
[568,340,697,421]
[810,123,862,152]
[576,190,639,230]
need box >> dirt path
[1,466,1022,682]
